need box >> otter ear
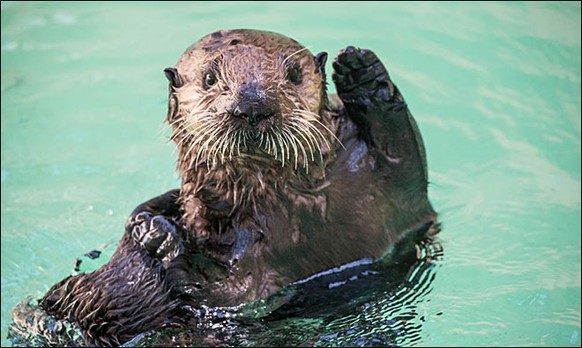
[164,67,183,88]
[314,52,328,75]
[164,68,181,122]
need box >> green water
[1,1,580,346]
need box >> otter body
[38,29,438,346]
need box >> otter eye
[286,63,302,85]
[203,72,217,89]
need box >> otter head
[165,29,331,173]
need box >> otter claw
[149,216,185,263]
[332,47,398,104]
[126,212,184,264]
[334,46,378,72]
[138,216,168,253]
[126,211,153,237]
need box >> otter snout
[232,101,276,127]
[231,82,277,127]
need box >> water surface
[1,2,580,346]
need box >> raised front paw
[332,46,401,105]
[126,212,184,264]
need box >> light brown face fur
[166,29,334,173]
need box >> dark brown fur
[40,236,178,346]
[157,29,437,306]
[36,29,438,346]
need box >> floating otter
[37,29,438,346]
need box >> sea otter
[36,29,438,346]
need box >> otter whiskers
[170,95,340,172]
[172,105,342,172]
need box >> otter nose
[232,102,275,126]
[232,82,275,126]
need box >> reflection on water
[8,235,443,347]
[115,234,443,347]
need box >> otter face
[165,29,332,171]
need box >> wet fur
[36,29,438,346]
[39,236,178,346]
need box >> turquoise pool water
[1,1,580,346]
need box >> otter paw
[127,213,184,264]
[126,211,154,241]
[150,216,186,264]
[332,46,400,105]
